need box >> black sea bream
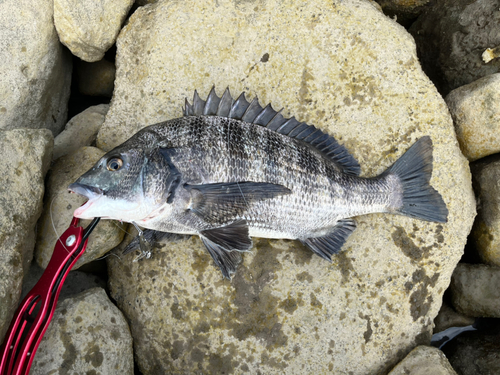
[69,88,448,278]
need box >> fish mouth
[68,183,104,218]
[68,182,104,197]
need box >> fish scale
[160,117,339,233]
[69,87,448,278]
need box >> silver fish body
[69,88,448,278]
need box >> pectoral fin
[301,219,357,261]
[199,220,252,278]
[185,181,290,222]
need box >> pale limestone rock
[482,46,500,63]
[450,264,500,318]
[31,288,134,374]
[0,0,72,134]
[0,129,53,341]
[76,59,116,97]
[102,1,476,373]
[53,104,109,160]
[54,0,134,62]
[388,346,457,375]
[446,74,500,161]
[470,156,500,266]
[35,147,125,270]
[433,302,474,334]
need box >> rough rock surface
[0,0,72,134]
[433,302,474,334]
[76,59,116,97]
[53,104,109,160]
[445,74,500,161]
[441,321,500,375]
[54,0,134,62]
[470,156,500,267]
[31,288,134,374]
[102,1,475,373]
[410,0,500,95]
[0,129,53,341]
[376,0,430,23]
[388,345,457,375]
[35,147,125,270]
[450,264,500,318]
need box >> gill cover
[141,147,182,205]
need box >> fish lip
[68,182,104,198]
[68,182,104,219]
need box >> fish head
[69,136,158,222]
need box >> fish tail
[385,136,448,223]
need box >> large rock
[35,147,125,270]
[31,288,134,374]
[450,263,500,318]
[470,156,500,266]
[0,0,72,134]
[410,0,500,95]
[0,129,53,342]
[53,104,109,160]
[446,74,500,161]
[54,0,134,62]
[388,345,457,375]
[103,0,475,373]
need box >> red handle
[0,217,90,375]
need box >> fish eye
[106,157,123,171]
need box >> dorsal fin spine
[217,87,233,117]
[241,97,261,123]
[294,125,311,138]
[192,90,204,115]
[276,118,296,133]
[253,104,275,125]
[228,92,249,119]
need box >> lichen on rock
[30,288,134,374]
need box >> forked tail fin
[386,136,448,223]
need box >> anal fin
[301,219,357,261]
[200,220,251,278]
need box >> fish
[68,87,448,278]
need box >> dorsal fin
[183,86,361,176]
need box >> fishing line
[95,251,122,261]
[50,192,71,255]
[111,219,135,237]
